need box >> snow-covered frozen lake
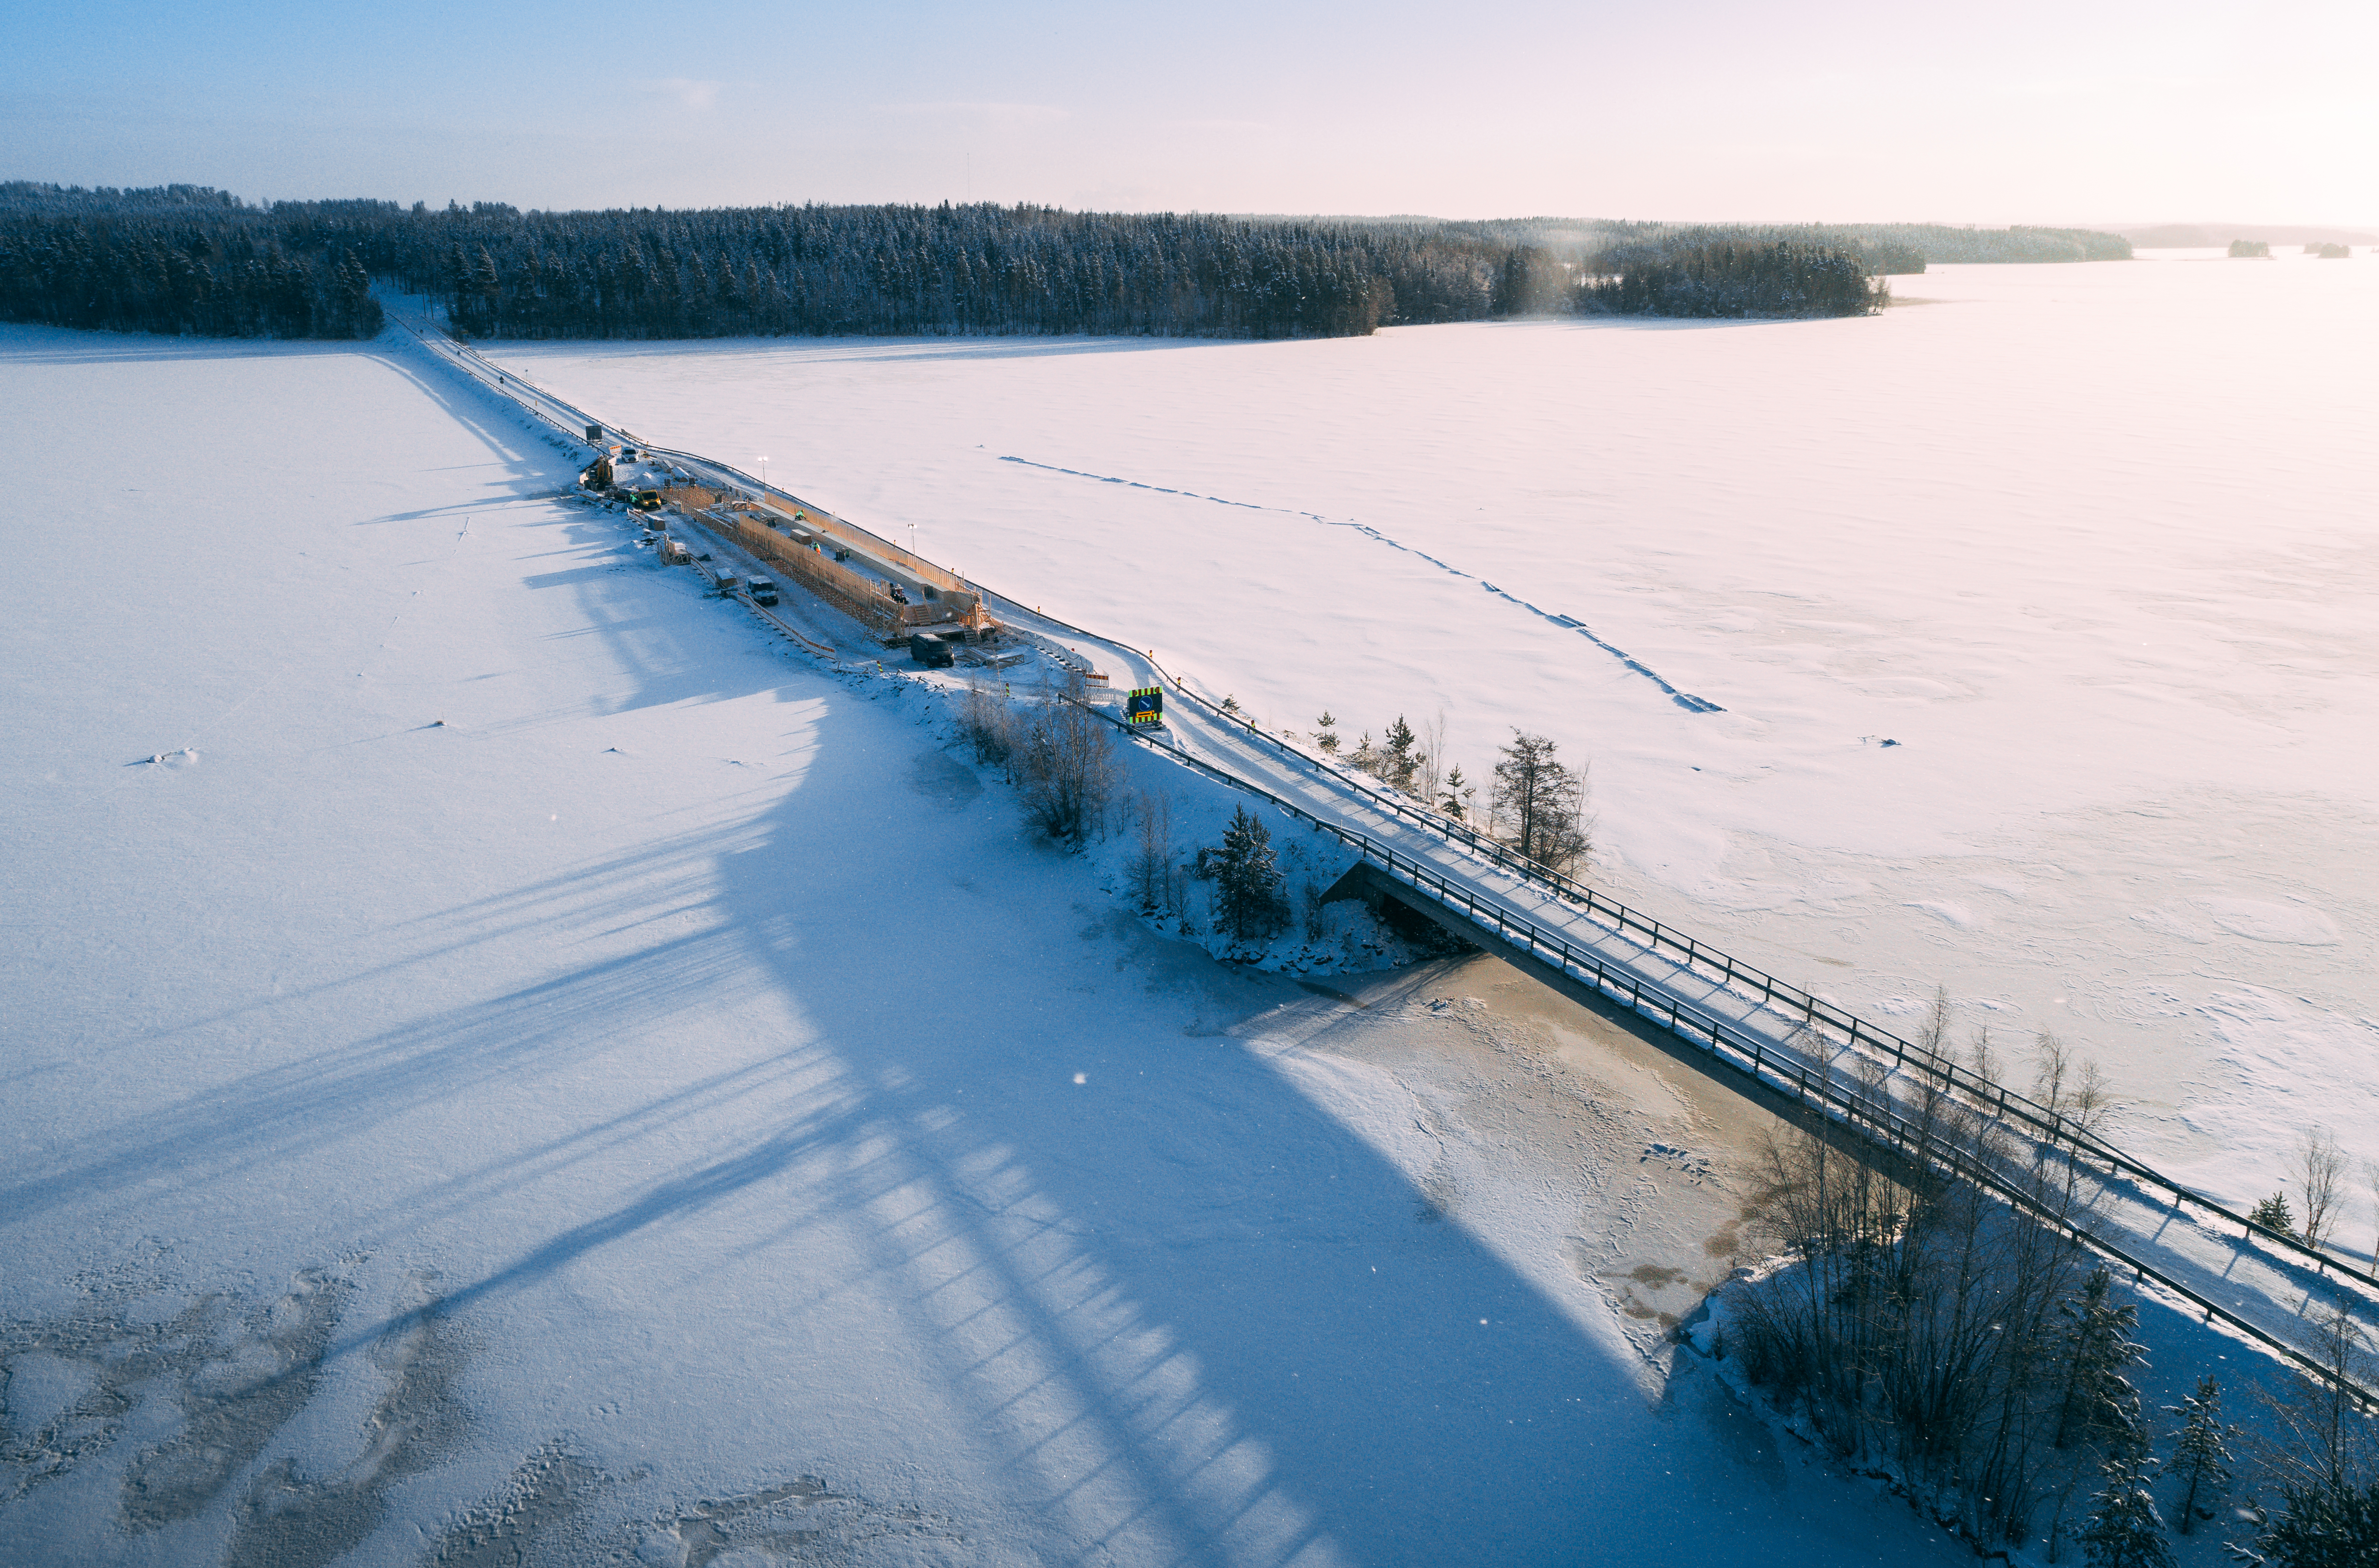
[492,251,2379,1226]
[0,324,1975,1565]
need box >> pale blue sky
[10,0,2373,223]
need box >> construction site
[585,441,999,649]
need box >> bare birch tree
[2296,1127,2345,1252]
[1011,675,1119,844]
[2367,1159,2379,1265]
[1417,710,1448,811]
[1130,790,1173,912]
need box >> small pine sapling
[2166,1375,2234,1533]
[2078,1450,2174,1568]
[1315,710,1339,753]
[1210,806,1289,943]
[1382,715,1423,794]
[2248,1193,2296,1237]
[2056,1267,2148,1454]
[1440,765,1472,822]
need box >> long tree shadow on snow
[691,682,1917,1567]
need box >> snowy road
[423,322,2379,1406]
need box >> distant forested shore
[0,182,2132,343]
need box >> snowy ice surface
[489,250,2379,1234]
[0,325,1972,1564]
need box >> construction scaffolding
[662,485,995,644]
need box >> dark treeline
[0,183,2131,342]
[356,201,1459,340]
[0,182,382,340]
[0,183,1516,341]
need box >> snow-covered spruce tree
[2055,1268,2149,1455]
[2249,1193,2297,1237]
[2167,1375,2235,1533]
[2079,1450,2175,1568]
[1315,711,1339,753]
[1381,716,1424,794]
[1490,730,1589,874]
[1210,806,1289,943]
[1440,765,1472,822]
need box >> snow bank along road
[412,323,2379,1404]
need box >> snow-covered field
[0,324,1982,1564]
[490,251,2379,1232]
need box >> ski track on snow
[999,454,1726,714]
